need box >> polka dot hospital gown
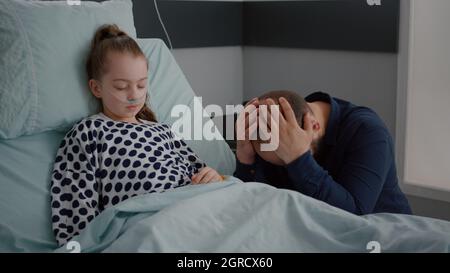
[50,112,206,245]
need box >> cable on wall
[153,0,173,50]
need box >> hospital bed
[0,0,449,253]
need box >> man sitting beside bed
[234,90,412,215]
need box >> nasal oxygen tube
[108,89,147,106]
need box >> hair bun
[94,24,128,45]
[87,23,145,81]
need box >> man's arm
[234,158,258,182]
[286,126,392,215]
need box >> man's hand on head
[236,98,259,165]
[262,97,314,165]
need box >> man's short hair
[258,90,312,128]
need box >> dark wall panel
[132,0,243,48]
[243,0,400,52]
[64,0,400,52]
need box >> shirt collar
[305,91,340,146]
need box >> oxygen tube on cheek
[107,88,148,106]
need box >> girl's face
[89,51,148,123]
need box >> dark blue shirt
[234,92,412,215]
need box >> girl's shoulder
[67,114,112,135]
[73,113,107,130]
[64,112,173,139]
[63,113,109,139]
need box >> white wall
[243,47,398,136]
[173,44,399,151]
[404,0,450,193]
[172,46,244,110]
[404,0,450,192]
[397,0,450,200]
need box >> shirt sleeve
[233,158,258,182]
[285,125,392,215]
[50,121,100,246]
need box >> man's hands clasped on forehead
[260,97,314,164]
[236,97,314,166]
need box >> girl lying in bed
[50,24,224,245]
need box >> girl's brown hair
[86,24,157,122]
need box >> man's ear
[88,79,102,99]
[301,113,319,131]
[311,117,321,132]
